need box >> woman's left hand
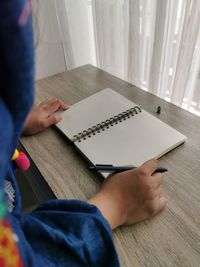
[23,98,70,135]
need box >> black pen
[89,164,168,174]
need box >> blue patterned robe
[0,1,120,266]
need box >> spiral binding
[73,106,141,142]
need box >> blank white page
[75,108,186,177]
[56,88,186,178]
[56,88,134,141]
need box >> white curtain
[55,0,96,68]
[54,0,200,116]
[33,0,67,80]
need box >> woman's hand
[89,159,167,230]
[23,98,70,135]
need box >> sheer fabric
[54,0,200,115]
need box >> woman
[0,1,166,266]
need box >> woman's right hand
[89,159,167,229]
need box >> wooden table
[21,64,200,267]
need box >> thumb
[140,159,159,175]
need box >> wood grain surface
[21,64,200,267]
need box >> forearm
[88,192,125,230]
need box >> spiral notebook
[56,88,186,177]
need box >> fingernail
[55,115,62,121]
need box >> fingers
[150,172,165,189]
[48,98,69,109]
[145,194,167,218]
[48,98,69,113]
[42,114,62,129]
[154,195,167,213]
[42,98,70,115]
[132,159,159,177]
[131,159,167,215]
